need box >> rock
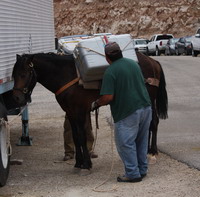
[54,0,200,39]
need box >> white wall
[0,0,55,88]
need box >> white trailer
[0,0,55,186]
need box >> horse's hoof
[73,167,81,174]
[81,162,92,170]
[74,163,82,168]
[148,155,157,165]
[79,169,92,176]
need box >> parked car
[147,34,174,56]
[165,38,179,55]
[132,38,148,54]
[175,36,192,55]
[191,27,200,57]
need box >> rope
[91,110,98,157]
[121,39,133,52]
[92,112,119,192]
[8,105,28,125]
[76,39,133,57]
[76,46,105,56]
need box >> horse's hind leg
[148,126,152,154]
[71,118,92,169]
[79,121,92,169]
[148,106,159,164]
[67,118,84,168]
[151,108,159,155]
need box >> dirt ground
[0,84,200,197]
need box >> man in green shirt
[91,42,152,182]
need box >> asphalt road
[153,55,200,170]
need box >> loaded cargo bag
[73,34,138,89]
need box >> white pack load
[74,34,138,82]
[58,33,112,54]
[58,34,90,54]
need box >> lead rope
[8,105,28,125]
[90,109,99,160]
[92,112,119,192]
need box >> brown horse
[12,52,167,170]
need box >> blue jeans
[114,106,152,179]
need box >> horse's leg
[68,118,84,168]
[85,113,94,154]
[148,104,159,164]
[150,104,159,155]
[70,114,92,169]
[78,114,92,169]
[148,123,152,154]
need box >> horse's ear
[16,54,21,60]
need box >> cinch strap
[55,77,80,96]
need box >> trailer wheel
[0,104,10,187]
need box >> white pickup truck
[191,28,200,57]
[147,34,174,56]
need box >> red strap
[104,35,109,44]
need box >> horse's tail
[157,62,168,119]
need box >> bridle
[13,62,37,96]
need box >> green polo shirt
[100,57,151,123]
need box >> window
[156,35,173,41]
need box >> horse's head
[12,54,37,105]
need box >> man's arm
[96,94,113,106]
[91,94,114,111]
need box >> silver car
[133,39,148,54]
[165,38,179,55]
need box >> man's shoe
[90,152,98,159]
[117,175,142,183]
[63,155,74,161]
[141,174,147,179]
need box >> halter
[13,62,37,95]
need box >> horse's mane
[21,52,75,63]
[13,53,75,78]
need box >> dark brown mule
[136,52,168,156]
[12,52,167,170]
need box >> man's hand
[91,101,99,111]
[91,95,113,111]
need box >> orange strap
[55,77,80,96]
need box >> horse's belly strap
[145,78,159,87]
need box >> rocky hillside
[54,0,200,39]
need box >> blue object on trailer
[0,82,14,95]
[17,107,32,146]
